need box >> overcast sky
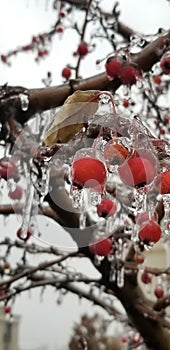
[0,1,169,350]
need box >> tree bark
[1,31,169,125]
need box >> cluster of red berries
[141,272,164,298]
[61,42,89,79]
[0,160,32,242]
[105,55,142,85]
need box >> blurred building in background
[0,307,20,350]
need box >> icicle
[20,162,35,240]
[117,263,125,288]
[162,194,170,235]
[109,259,116,282]
[116,239,125,288]
[94,254,104,266]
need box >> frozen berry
[8,186,23,200]
[118,156,156,187]
[62,67,71,79]
[4,306,11,314]
[89,238,112,256]
[2,262,10,270]
[138,220,162,243]
[141,272,152,284]
[0,160,19,180]
[160,52,170,75]
[71,157,106,189]
[56,26,64,33]
[120,65,141,85]
[59,11,66,17]
[121,336,128,343]
[1,55,8,63]
[104,140,128,167]
[154,285,164,298]
[77,42,88,56]
[153,75,162,84]
[134,253,145,264]
[97,198,117,217]
[123,99,129,108]
[105,56,123,79]
[154,171,170,194]
[16,228,32,242]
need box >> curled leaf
[43,90,100,146]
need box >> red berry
[71,157,106,189]
[153,75,162,84]
[105,56,123,79]
[16,228,32,242]
[1,55,8,63]
[154,171,170,194]
[97,198,117,217]
[154,285,164,298]
[32,36,39,43]
[3,262,10,270]
[131,334,141,345]
[89,238,112,256]
[77,42,88,56]
[152,139,165,148]
[39,34,44,41]
[104,140,128,167]
[121,336,128,343]
[56,26,64,33]
[62,67,71,79]
[123,99,129,107]
[163,117,169,125]
[4,306,11,314]
[23,45,32,51]
[8,186,23,200]
[120,65,141,85]
[0,160,19,180]
[118,156,156,187]
[38,49,48,58]
[138,220,162,243]
[160,53,170,74]
[141,272,152,284]
[59,11,66,17]
[134,253,145,264]
[0,290,6,297]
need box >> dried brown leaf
[43,90,100,146]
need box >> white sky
[0,1,169,349]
